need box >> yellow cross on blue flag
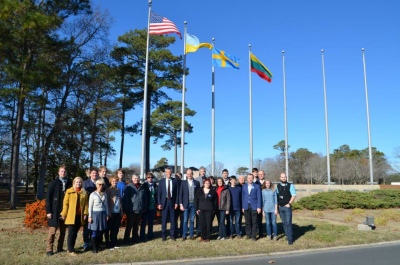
[212,47,240,69]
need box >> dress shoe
[46,251,54,256]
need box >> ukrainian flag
[212,47,240,69]
[186,34,212,54]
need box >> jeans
[229,210,241,236]
[265,212,278,237]
[218,210,227,238]
[279,206,293,242]
[140,209,156,241]
[182,203,196,238]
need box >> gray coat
[122,183,149,214]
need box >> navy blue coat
[157,178,178,209]
[242,183,262,210]
[179,179,200,208]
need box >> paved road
[185,242,400,265]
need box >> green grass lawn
[1,208,400,264]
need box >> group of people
[45,165,296,257]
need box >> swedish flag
[212,47,240,69]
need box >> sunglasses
[97,184,104,186]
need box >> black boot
[96,236,101,252]
[91,237,98,254]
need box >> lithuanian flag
[250,53,273,83]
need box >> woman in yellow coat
[61,177,89,256]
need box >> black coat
[195,188,217,211]
[45,178,72,227]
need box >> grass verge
[0,208,400,264]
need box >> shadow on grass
[277,223,316,241]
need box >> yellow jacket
[61,187,89,225]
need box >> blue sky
[94,0,400,173]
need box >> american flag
[149,11,181,39]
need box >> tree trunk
[25,136,29,194]
[8,98,16,202]
[89,107,98,168]
[10,85,26,209]
[37,89,68,199]
[119,93,125,168]
[105,126,110,167]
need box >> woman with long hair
[261,180,278,240]
[61,177,89,256]
[195,178,217,242]
[216,177,231,240]
[88,179,109,253]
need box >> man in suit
[179,169,200,241]
[157,167,179,241]
[242,173,262,241]
[254,170,266,238]
[195,166,207,187]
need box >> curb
[128,240,400,265]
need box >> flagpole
[211,38,215,177]
[282,50,289,181]
[180,21,187,176]
[140,0,152,180]
[249,44,253,171]
[321,49,331,185]
[362,48,374,185]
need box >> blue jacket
[228,186,242,211]
[262,189,278,213]
[157,178,179,209]
[241,183,262,210]
[179,179,200,208]
[83,179,97,195]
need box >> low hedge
[298,189,400,210]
